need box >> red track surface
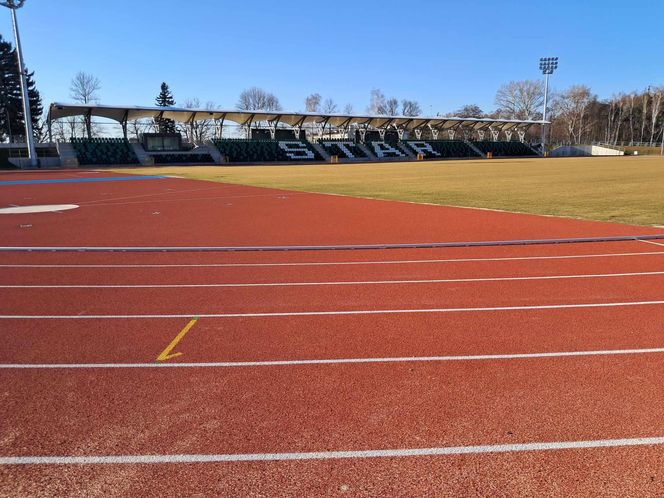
[2,170,664,496]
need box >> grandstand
[37,103,546,168]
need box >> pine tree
[155,82,176,133]
[0,34,42,143]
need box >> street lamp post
[539,57,558,155]
[1,0,37,168]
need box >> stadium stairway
[397,142,416,159]
[527,143,543,156]
[464,140,486,158]
[310,142,331,161]
[205,144,225,164]
[55,142,79,168]
[357,143,377,160]
[130,143,154,166]
[195,144,223,164]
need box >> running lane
[2,306,664,364]
[3,445,663,497]
[2,272,664,315]
[3,356,664,456]
[1,173,662,247]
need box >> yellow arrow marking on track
[156,317,199,362]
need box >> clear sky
[1,0,662,116]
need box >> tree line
[221,84,664,146]
[489,80,664,146]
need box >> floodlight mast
[1,0,37,168]
[539,57,558,155]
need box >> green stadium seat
[151,153,214,164]
[470,141,538,157]
[70,138,140,166]
[213,139,323,162]
[405,140,481,158]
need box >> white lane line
[4,347,664,369]
[3,270,664,288]
[85,191,306,207]
[640,239,664,247]
[3,250,664,268]
[78,185,236,205]
[2,300,664,319]
[4,436,664,464]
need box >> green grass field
[121,156,664,226]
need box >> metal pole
[541,72,549,153]
[9,6,37,168]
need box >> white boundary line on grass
[2,250,664,269]
[2,299,664,319]
[3,270,664,288]
[3,436,664,464]
[4,347,664,369]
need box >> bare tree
[322,98,338,114]
[605,94,627,144]
[70,71,101,138]
[648,87,664,145]
[495,80,544,120]
[627,92,636,144]
[368,88,387,115]
[236,87,282,111]
[70,71,101,104]
[552,85,595,144]
[453,104,484,118]
[343,103,354,114]
[401,100,422,117]
[639,90,649,143]
[385,97,399,115]
[50,119,67,142]
[128,119,151,142]
[180,98,216,145]
[33,118,48,143]
[305,93,321,113]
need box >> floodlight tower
[539,57,558,154]
[1,0,37,168]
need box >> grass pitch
[121,156,664,226]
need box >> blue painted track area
[0,175,166,186]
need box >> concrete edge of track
[1,234,664,252]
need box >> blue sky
[2,0,662,116]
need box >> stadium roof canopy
[47,103,546,133]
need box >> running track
[2,170,664,496]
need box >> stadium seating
[318,139,368,159]
[213,139,323,162]
[70,138,139,165]
[151,153,214,164]
[405,140,481,159]
[470,141,538,157]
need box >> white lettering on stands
[407,141,440,157]
[322,141,356,158]
[371,142,405,158]
[278,141,315,160]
